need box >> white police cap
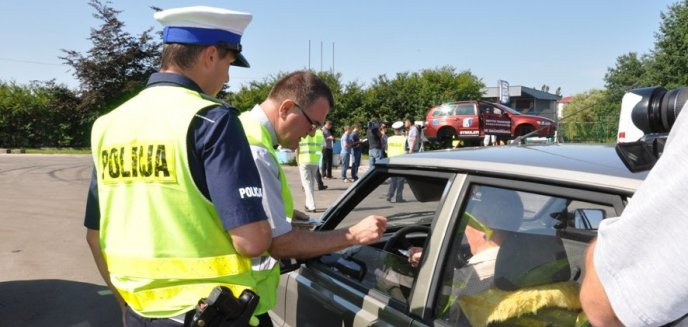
[154,6,252,67]
[392,121,404,130]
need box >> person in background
[321,120,335,179]
[350,122,363,181]
[367,120,384,170]
[386,121,406,203]
[84,6,272,326]
[240,71,388,325]
[296,125,324,213]
[378,124,389,159]
[405,117,421,154]
[340,125,353,182]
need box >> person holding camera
[580,88,688,326]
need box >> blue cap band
[162,26,242,46]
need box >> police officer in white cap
[84,6,272,326]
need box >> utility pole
[332,42,335,74]
[320,41,323,72]
[308,40,311,70]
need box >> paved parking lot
[0,154,365,327]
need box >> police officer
[84,7,271,326]
[296,126,325,212]
[386,121,406,202]
[239,71,388,325]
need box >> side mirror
[572,209,605,230]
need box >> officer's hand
[347,215,387,245]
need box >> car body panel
[424,101,556,142]
[270,144,648,326]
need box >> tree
[604,52,648,105]
[645,0,688,88]
[360,67,483,127]
[0,80,82,148]
[61,0,161,116]
[559,89,617,143]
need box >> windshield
[495,103,521,115]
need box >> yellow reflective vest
[91,86,256,318]
[387,135,407,157]
[298,129,324,164]
[239,111,293,315]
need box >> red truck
[424,101,556,146]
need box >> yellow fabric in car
[458,281,581,327]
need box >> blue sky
[0,1,677,96]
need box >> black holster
[185,286,259,327]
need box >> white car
[270,144,652,326]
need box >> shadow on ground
[0,279,120,327]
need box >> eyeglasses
[293,102,322,131]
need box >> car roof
[381,144,648,193]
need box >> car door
[421,176,628,326]
[271,168,456,327]
[479,103,511,138]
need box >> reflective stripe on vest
[238,111,289,315]
[105,253,251,279]
[91,86,255,318]
[298,130,324,164]
[387,135,406,157]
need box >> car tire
[437,127,457,148]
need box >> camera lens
[660,87,688,132]
[631,87,688,134]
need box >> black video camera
[188,286,260,327]
[616,87,688,172]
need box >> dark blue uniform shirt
[84,72,267,230]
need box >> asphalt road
[0,153,363,327]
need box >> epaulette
[199,93,240,114]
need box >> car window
[454,104,475,115]
[432,104,455,117]
[433,184,615,326]
[318,172,450,305]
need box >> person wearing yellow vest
[83,7,272,327]
[296,128,324,212]
[386,122,407,202]
[239,71,388,324]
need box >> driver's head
[465,186,523,244]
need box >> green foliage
[558,89,618,143]
[604,52,648,105]
[0,80,82,148]
[583,0,688,143]
[60,0,160,116]
[225,75,280,112]
[355,66,483,128]
[645,0,688,88]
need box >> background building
[482,85,562,121]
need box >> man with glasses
[239,71,388,325]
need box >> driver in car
[409,186,523,298]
